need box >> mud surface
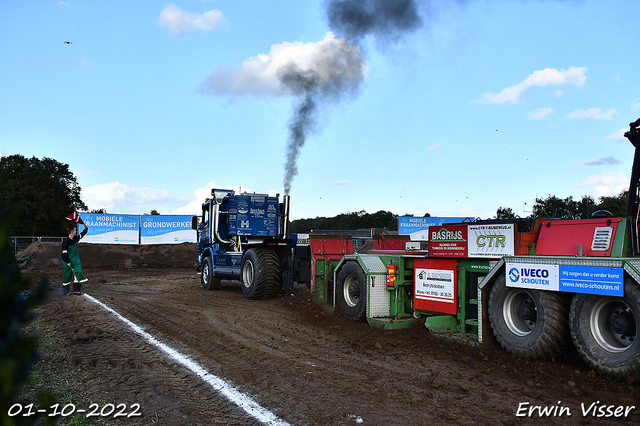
[19,243,640,425]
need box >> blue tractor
[192,189,310,299]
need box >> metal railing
[8,236,64,256]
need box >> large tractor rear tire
[569,279,640,381]
[241,248,281,300]
[336,262,367,320]
[488,272,568,360]
[201,257,221,290]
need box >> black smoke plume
[282,94,317,196]
[325,0,423,45]
[279,38,366,195]
[281,0,424,194]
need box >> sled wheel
[241,248,281,300]
[201,257,221,290]
[336,262,367,320]
[488,272,568,360]
[570,279,640,381]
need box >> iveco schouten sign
[505,261,623,296]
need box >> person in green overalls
[61,222,89,295]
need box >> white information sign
[468,224,515,258]
[506,262,560,291]
[414,268,455,304]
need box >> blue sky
[1,0,638,221]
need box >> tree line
[0,154,630,236]
[495,192,628,221]
[289,210,403,233]
[288,193,628,233]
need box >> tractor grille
[591,227,613,251]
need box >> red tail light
[386,262,397,289]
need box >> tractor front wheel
[201,256,221,290]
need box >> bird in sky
[64,41,73,44]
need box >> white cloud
[198,32,368,97]
[574,171,628,198]
[173,182,234,215]
[170,182,216,215]
[567,108,617,120]
[71,59,89,68]
[82,181,192,214]
[158,3,225,34]
[527,107,554,120]
[82,181,283,215]
[606,128,627,141]
[332,181,355,185]
[573,156,620,166]
[171,182,281,215]
[426,142,442,152]
[632,101,640,110]
[476,67,587,104]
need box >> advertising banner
[414,258,458,315]
[415,269,455,301]
[467,224,515,258]
[558,265,623,296]
[505,262,623,296]
[398,216,470,241]
[140,215,196,244]
[78,213,139,244]
[429,223,515,258]
[428,224,468,257]
[506,262,559,291]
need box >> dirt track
[19,243,640,425]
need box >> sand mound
[19,242,198,270]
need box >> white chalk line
[83,294,290,426]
